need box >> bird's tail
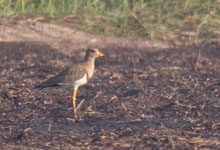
[33,85,45,90]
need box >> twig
[130,11,147,30]
[25,87,31,93]
[195,48,201,70]
[121,102,128,111]
[9,126,12,135]
[185,0,190,8]
[48,120,52,132]
[76,99,85,112]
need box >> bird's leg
[73,89,78,119]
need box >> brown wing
[34,67,70,90]
[63,64,88,83]
[34,64,87,90]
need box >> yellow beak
[97,52,104,57]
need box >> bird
[34,48,104,120]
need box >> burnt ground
[0,41,220,150]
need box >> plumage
[34,48,104,120]
[34,65,88,90]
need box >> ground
[0,20,220,150]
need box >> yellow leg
[72,89,78,119]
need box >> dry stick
[121,102,128,111]
[130,11,147,30]
[185,0,190,8]
[9,126,12,135]
[210,10,220,19]
[48,120,52,133]
[195,48,201,70]
[212,123,220,129]
[24,113,33,119]
[76,99,85,112]
[25,87,31,93]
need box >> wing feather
[34,64,88,90]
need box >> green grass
[0,0,220,42]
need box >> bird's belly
[72,74,88,88]
[58,74,87,89]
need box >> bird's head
[85,48,104,59]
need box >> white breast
[73,74,87,89]
[58,74,87,89]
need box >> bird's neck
[84,56,95,62]
[83,57,95,78]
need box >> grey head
[84,48,104,60]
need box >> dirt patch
[0,41,220,149]
[0,20,220,149]
[0,19,170,55]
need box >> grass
[0,0,220,43]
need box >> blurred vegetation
[0,0,220,42]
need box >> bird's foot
[66,117,76,122]
[66,116,82,122]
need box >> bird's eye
[89,49,96,53]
